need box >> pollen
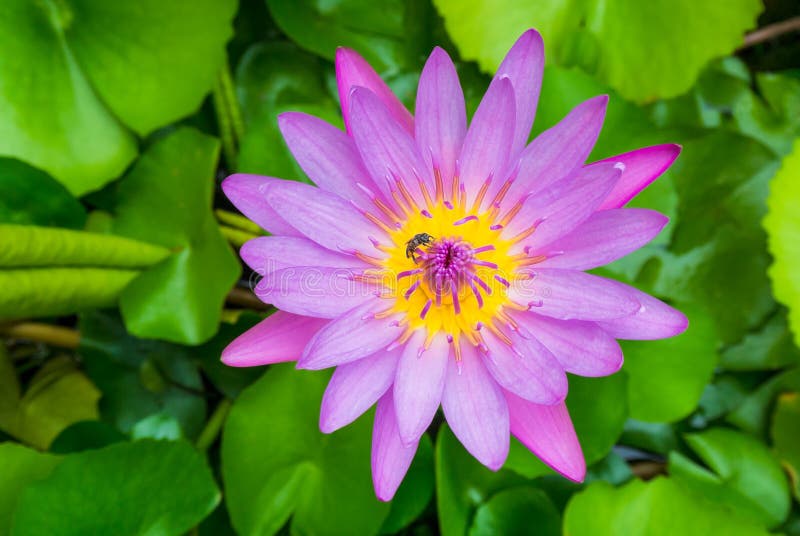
[364,173,536,355]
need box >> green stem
[196,399,232,452]
[215,209,264,235]
[219,224,259,247]
[212,56,245,170]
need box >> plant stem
[196,399,232,452]
[215,209,264,235]
[740,16,800,50]
[219,224,259,247]
[212,57,245,170]
[0,323,79,349]
[227,287,270,310]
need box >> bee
[405,233,435,263]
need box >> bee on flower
[221,29,687,501]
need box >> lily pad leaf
[0,443,61,535]
[764,139,800,347]
[433,0,762,102]
[0,0,236,194]
[0,158,85,228]
[771,392,800,501]
[564,478,770,535]
[469,487,561,536]
[669,427,790,528]
[12,440,220,536]
[222,364,390,536]
[111,127,240,345]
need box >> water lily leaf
[49,420,126,454]
[235,41,342,180]
[111,127,240,345]
[771,392,800,501]
[222,364,390,536]
[0,158,85,228]
[79,311,207,439]
[0,442,61,535]
[720,310,800,371]
[0,0,236,194]
[0,351,100,450]
[669,428,790,528]
[265,0,409,73]
[649,131,779,343]
[436,424,526,536]
[564,477,770,535]
[380,434,434,534]
[433,0,761,102]
[12,440,220,536]
[623,303,717,422]
[764,139,800,347]
[728,367,800,437]
[469,487,561,536]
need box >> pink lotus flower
[221,29,687,501]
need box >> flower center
[352,171,545,357]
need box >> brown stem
[630,460,667,480]
[0,323,80,349]
[227,287,270,310]
[739,16,800,50]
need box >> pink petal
[597,144,682,209]
[534,208,669,271]
[596,284,688,340]
[495,29,545,156]
[264,179,385,253]
[498,95,608,210]
[336,48,414,135]
[508,268,641,321]
[254,267,376,319]
[480,330,567,404]
[298,299,402,370]
[349,87,431,204]
[442,343,509,470]
[514,313,623,377]
[240,236,366,275]
[221,311,328,367]
[505,392,586,482]
[506,161,622,250]
[221,174,301,236]
[277,112,377,208]
[458,77,516,203]
[372,392,419,502]
[320,349,400,433]
[393,331,448,444]
[415,47,466,188]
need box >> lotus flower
[221,29,687,501]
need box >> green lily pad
[222,364,390,536]
[0,158,85,228]
[0,0,236,194]
[235,41,342,180]
[564,477,770,535]
[265,0,410,73]
[764,139,800,347]
[669,428,790,528]
[436,424,526,536]
[433,0,761,103]
[0,350,100,450]
[622,303,717,422]
[12,440,220,536]
[79,311,207,439]
[469,487,561,536]
[771,392,800,501]
[111,127,240,345]
[0,442,61,535]
[728,367,800,437]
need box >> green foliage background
[1,0,799,534]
